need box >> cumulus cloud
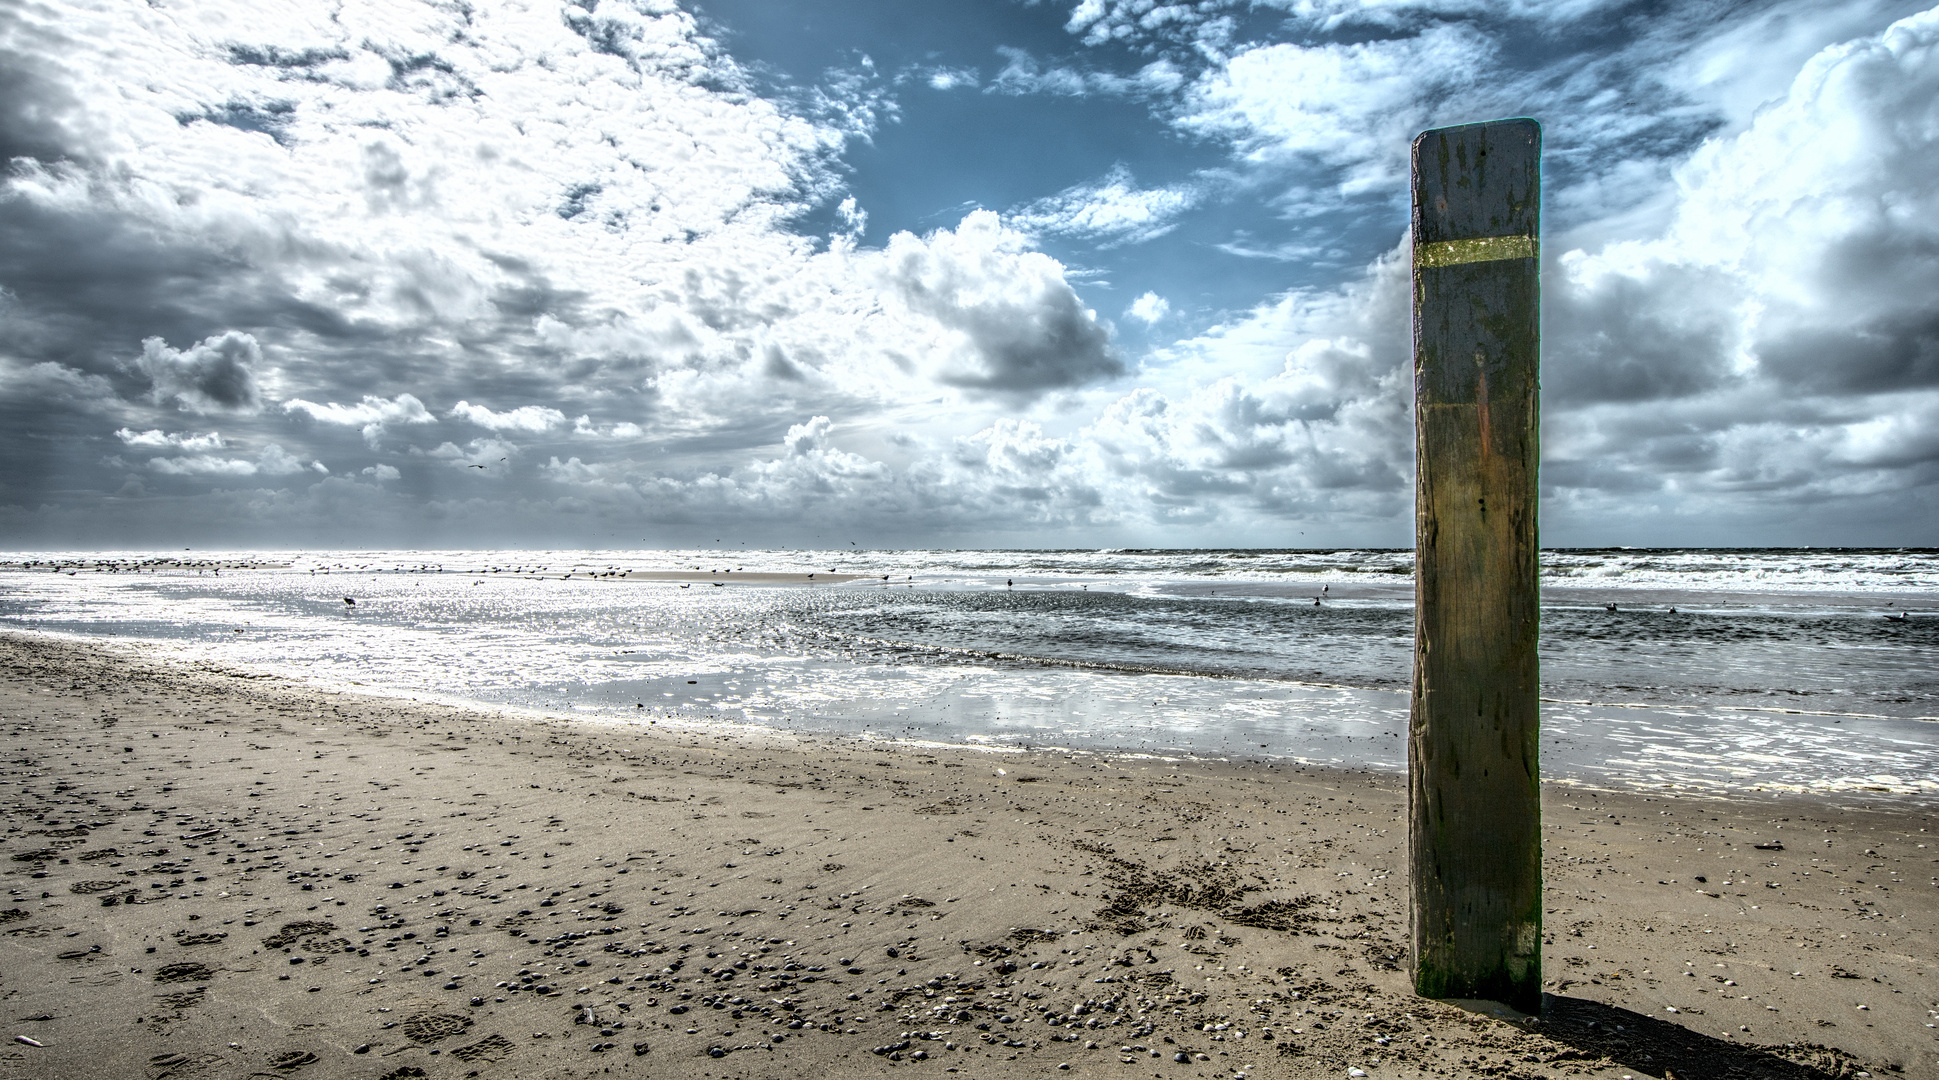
[449,401,567,433]
[131,332,264,414]
[1127,292,1170,324]
[146,441,316,476]
[572,415,645,439]
[427,437,520,471]
[1537,6,1939,522]
[872,210,1122,397]
[283,394,435,445]
[116,428,226,452]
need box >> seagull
[1605,603,1618,612]
[467,464,486,469]
[1885,612,1909,622]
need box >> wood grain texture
[1408,118,1543,1012]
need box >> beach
[1,630,1933,1079]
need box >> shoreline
[1,630,1934,1079]
[9,621,1935,812]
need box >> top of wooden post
[1411,119,1541,248]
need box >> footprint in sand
[156,987,207,1009]
[146,1051,227,1079]
[449,1033,516,1062]
[260,921,336,949]
[399,1013,472,1043]
[152,961,217,983]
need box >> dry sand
[0,630,1933,1080]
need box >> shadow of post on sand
[1442,995,1886,1079]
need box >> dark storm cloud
[131,331,265,413]
[1759,312,1939,396]
[0,55,79,166]
[1542,262,1742,405]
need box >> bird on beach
[343,597,355,606]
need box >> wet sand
[1,630,1933,1080]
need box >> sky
[2,0,1936,550]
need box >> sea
[2,547,1934,804]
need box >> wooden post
[1408,118,1543,1012]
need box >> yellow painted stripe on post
[1413,234,1538,269]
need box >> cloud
[988,47,1183,98]
[872,210,1122,397]
[116,428,226,452]
[1064,0,1218,46]
[834,196,868,239]
[3,0,1932,546]
[146,441,315,476]
[1177,24,1495,194]
[146,455,261,477]
[1535,5,1939,518]
[572,415,645,439]
[1127,291,1170,325]
[283,393,435,445]
[426,437,520,470]
[449,401,567,433]
[1007,166,1200,246]
[131,332,264,414]
[922,67,979,91]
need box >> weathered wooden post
[1408,118,1543,1012]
